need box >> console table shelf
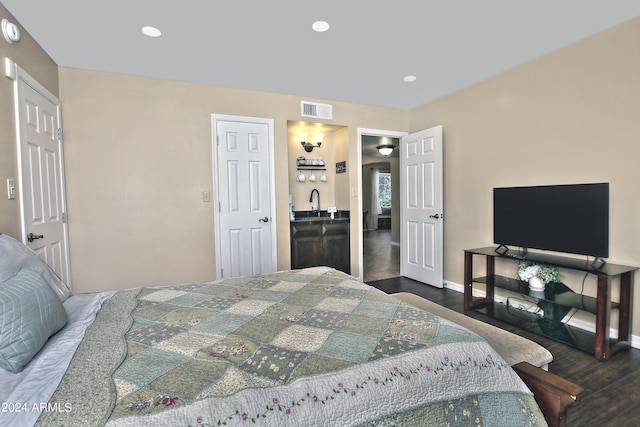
[472,275,619,315]
[464,247,638,361]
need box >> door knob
[259,217,269,223]
[27,232,44,242]
[429,214,440,219]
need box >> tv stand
[464,246,638,361]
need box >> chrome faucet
[309,189,320,216]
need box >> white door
[212,115,276,278]
[400,126,443,287]
[14,66,71,285]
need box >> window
[377,172,391,215]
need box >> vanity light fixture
[377,145,395,156]
[300,133,323,153]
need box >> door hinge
[216,135,220,146]
[219,202,221,212]
[220,268,223,278]
[62,212,67,223]
[57,128,62,141]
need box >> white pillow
[0,234,72,302]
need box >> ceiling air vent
[301,101,332,120]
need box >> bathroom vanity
[290,210,350,274]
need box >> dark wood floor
[368,276,640,427]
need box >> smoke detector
[2,19,20,44]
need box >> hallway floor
[363,229,400,282]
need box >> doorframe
[356,128,407,281]
[211,114,277,279]
[10,62,71,285]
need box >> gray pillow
[0,268,68,373]
[0,234,72,302]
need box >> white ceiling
[3,1,640,109]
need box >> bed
[1,234,574,426]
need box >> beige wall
[333,127,351,210]
[410,18,640,332]
[361,159,399,243]
[0,4,58,238]
[390,156,400,244]
[59,68,407,292]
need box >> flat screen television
[493,183,609,258]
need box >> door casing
[356,128,408,281]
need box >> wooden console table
[464,246,638,361]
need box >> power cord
[562,256,590,324]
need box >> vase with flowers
[517,261,560,291]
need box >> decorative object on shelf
[376,144,395,156]
[336,161,346,173]
[296,157,326,182]
[296,157,325,167]
[528,276,545,291]
[517,261,560,291]
[300,133,323,152]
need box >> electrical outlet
[7,179,16,200]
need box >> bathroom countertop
[290,210,350,225]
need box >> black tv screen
[493,183,609,258]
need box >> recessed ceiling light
[312,21,330,33]
[403,75,417,83]
[142,26,162,38]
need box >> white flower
[518,264,540,281]
[517,262,561,284]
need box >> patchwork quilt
[38,267,546,426]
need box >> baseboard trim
[443,280,640,350]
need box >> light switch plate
[202,191,211,202]
[7,179,16,199]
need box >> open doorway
[358,129,405,282]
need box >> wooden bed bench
[391,292,583,427]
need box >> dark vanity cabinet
[322,223,350,273]
[291,220,350,274]
[290,223,324,269]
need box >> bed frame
[513,361,582,427]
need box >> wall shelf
[296,166,326,171]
